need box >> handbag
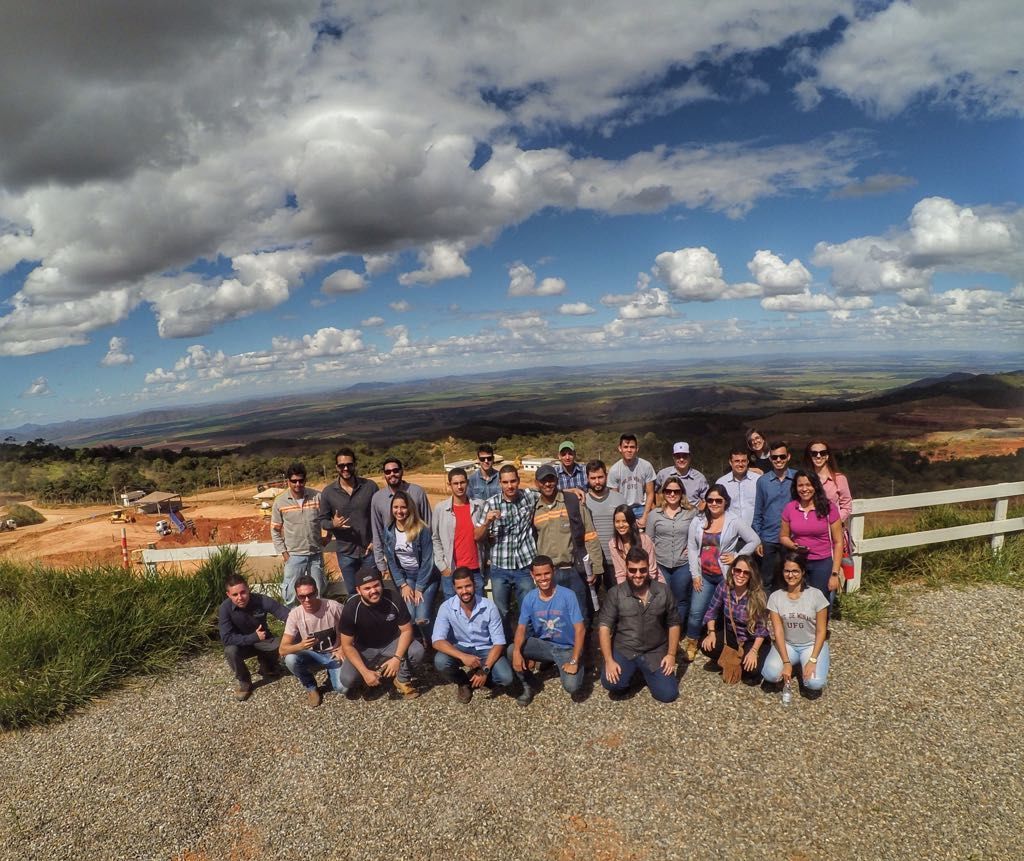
[718,589,743,684]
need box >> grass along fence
[847,481,1024,591]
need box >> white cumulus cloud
[558,302,595,316]
[747,250,812,295]
[321,269,367,295]
[508,262,567,297]
[22,376,52,397]
[100,336,134,367]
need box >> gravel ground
[1,586,1021,861]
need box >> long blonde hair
[390,491,424,541]
[729,554,768,635]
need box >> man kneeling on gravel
[431,566,514,703]
[338,565,424,700]
[218,573,289,701]
[279,575,346,708]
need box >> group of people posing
[218,431,854,707]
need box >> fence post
[848,511,865,592]
[992,497,1009,553]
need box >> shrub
[0,549,232,729]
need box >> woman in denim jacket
[382,490,437,633]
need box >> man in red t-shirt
[432,467,487,599]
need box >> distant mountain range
[4,356,1021,450]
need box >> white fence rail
[847,481,1024,591]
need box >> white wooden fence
[847,481,1024,591]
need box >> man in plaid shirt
[474,464,540,636]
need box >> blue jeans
[555,565,591,624]
[659,563,692,630]
[396,575,439,626]
[517,637,583,695]
[489,566,534,634]
[804,557,835,608]
[631,504,646,521]
[601,649,678,703]
[762,641,830,690]
[434,647,514,688]
[284,649,344,693]
[440,568,485,600]
[686,572,723,639]
[335,552,364,596]
[282,553,326,605]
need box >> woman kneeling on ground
[761,552,830,696]
[699,554,770,684]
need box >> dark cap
[535,464,558,481]
[355,560,382,587]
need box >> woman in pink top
[780,471,843,608]
[608,504,659,584]
[803,440,853,524]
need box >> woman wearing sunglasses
[803,440,853,525]
[699,554,770,683]
[646,476,697,633]
[683,484,759,662]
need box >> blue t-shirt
[518,585,583,647]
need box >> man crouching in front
[337,564,424,700]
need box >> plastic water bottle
[781,679,793,706]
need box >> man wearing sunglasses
[279,575,347,708]
[319,448,378,598]
[468,443,500,501]
[271,462,327,606]
[752,442,796,592]
[370,456,431,580]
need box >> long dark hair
[612,504,642,555]
[790,470,830,518]
[780,551,808,592]
[803,439,843,478]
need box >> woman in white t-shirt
[761,552,830,694]
[382,491,437,630]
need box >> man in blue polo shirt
[752,440,796,592]
[431,567,514,703]
[511,555,586,706]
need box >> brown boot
[306,688,322,708]
[394,679,420,700]
[234,684,252,702]
[456,683,473,704]
[682,638,699,662]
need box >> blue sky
[0,1,1021,426]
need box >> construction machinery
[110,509,137,524]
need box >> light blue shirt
[716,470,758,526]
[431,594,506,651]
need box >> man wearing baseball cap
[555,440,588,491]
[337,561,424,699]
[655,442,709,509]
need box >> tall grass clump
[0,548,244,729]
[4,503,45,526]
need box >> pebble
[0,586,1021,860]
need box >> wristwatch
[481,665,491,676]
[568,658,578,666]
[808,656,818,663]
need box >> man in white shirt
[716,448,758,526]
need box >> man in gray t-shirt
[606,433,656,528]
[584,459,626,588]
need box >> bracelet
[393,654,404,661]
[782,660,791,665]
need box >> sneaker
[234,684,252,702]
[456,683,473,704]
[515,684,535,707]
[394,679,420,700]
[306,688,322,708]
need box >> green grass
[842,506,1024,627]
[0,548,245,730]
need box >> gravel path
[1,586,1021,861]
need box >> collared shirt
[598,580,679,659]
[716,470,758,526]
[271,487,322,554]
[752,468,796,543]
[432,496,487,571]
[431,594,506,651]
[653,466,709,507]
[467,468,500,502]
[645,506,697,568]
[476,488,540,570]
[318,475,379,556]
[555,462,588,491]
[533,492,604,575]
[370,481,431,573]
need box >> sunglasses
[809,449,829,457]
[663,488,682,495]
[296,592,317,601]
[626,566,649,574]
[732,567,752,576]
[769,454,789,461]
[288,478,306,484]
[336,462,355,470]
[705,498,725,504]
[478,456,494,462]
[383,467,402,475]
